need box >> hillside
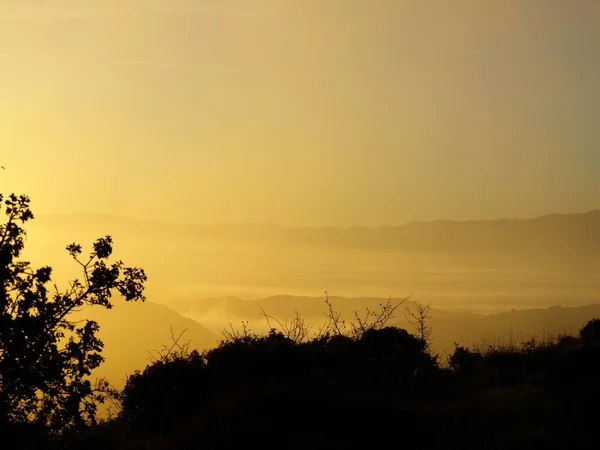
[74,301,219,389]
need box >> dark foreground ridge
[13,317,600,450]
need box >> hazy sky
[1,0,599,226]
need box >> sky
[1,0,599,227]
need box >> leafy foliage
[0,193,146,435]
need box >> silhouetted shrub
[205,330,304,384]
[449,345,482,374]
[156,381,423,450]
[120,350,207,435]
[579,318,600,345]
[358,326,436,384]
[112,324,439,445]
[556,335,582,350]
[558,344,600,386]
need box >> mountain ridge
[36,209,600,230]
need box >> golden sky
[1,0,599,226]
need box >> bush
[580,319,600,345]
[449,345,482,374]
[120,350,207,435]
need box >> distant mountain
[23,210,600,311]
[32,209,600,256]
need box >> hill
[74,301,219,389]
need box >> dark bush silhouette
[449,345,482,374]
[579,318,600,345]
[557,344,600,386]
[52,307,600,450]
[358,326,435,384]
[109,323,439,445]
[120,350,207,436]
[0,193,146,442]
[205,329,304,384]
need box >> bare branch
[350,295,409,338]
[222,321,253,341]
[259,307,312,343]
[148,326,191,363]
[404,301,433,349]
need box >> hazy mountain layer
[30,209,600,255]
[21,210,600,312]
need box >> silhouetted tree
[0,194,146,436]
